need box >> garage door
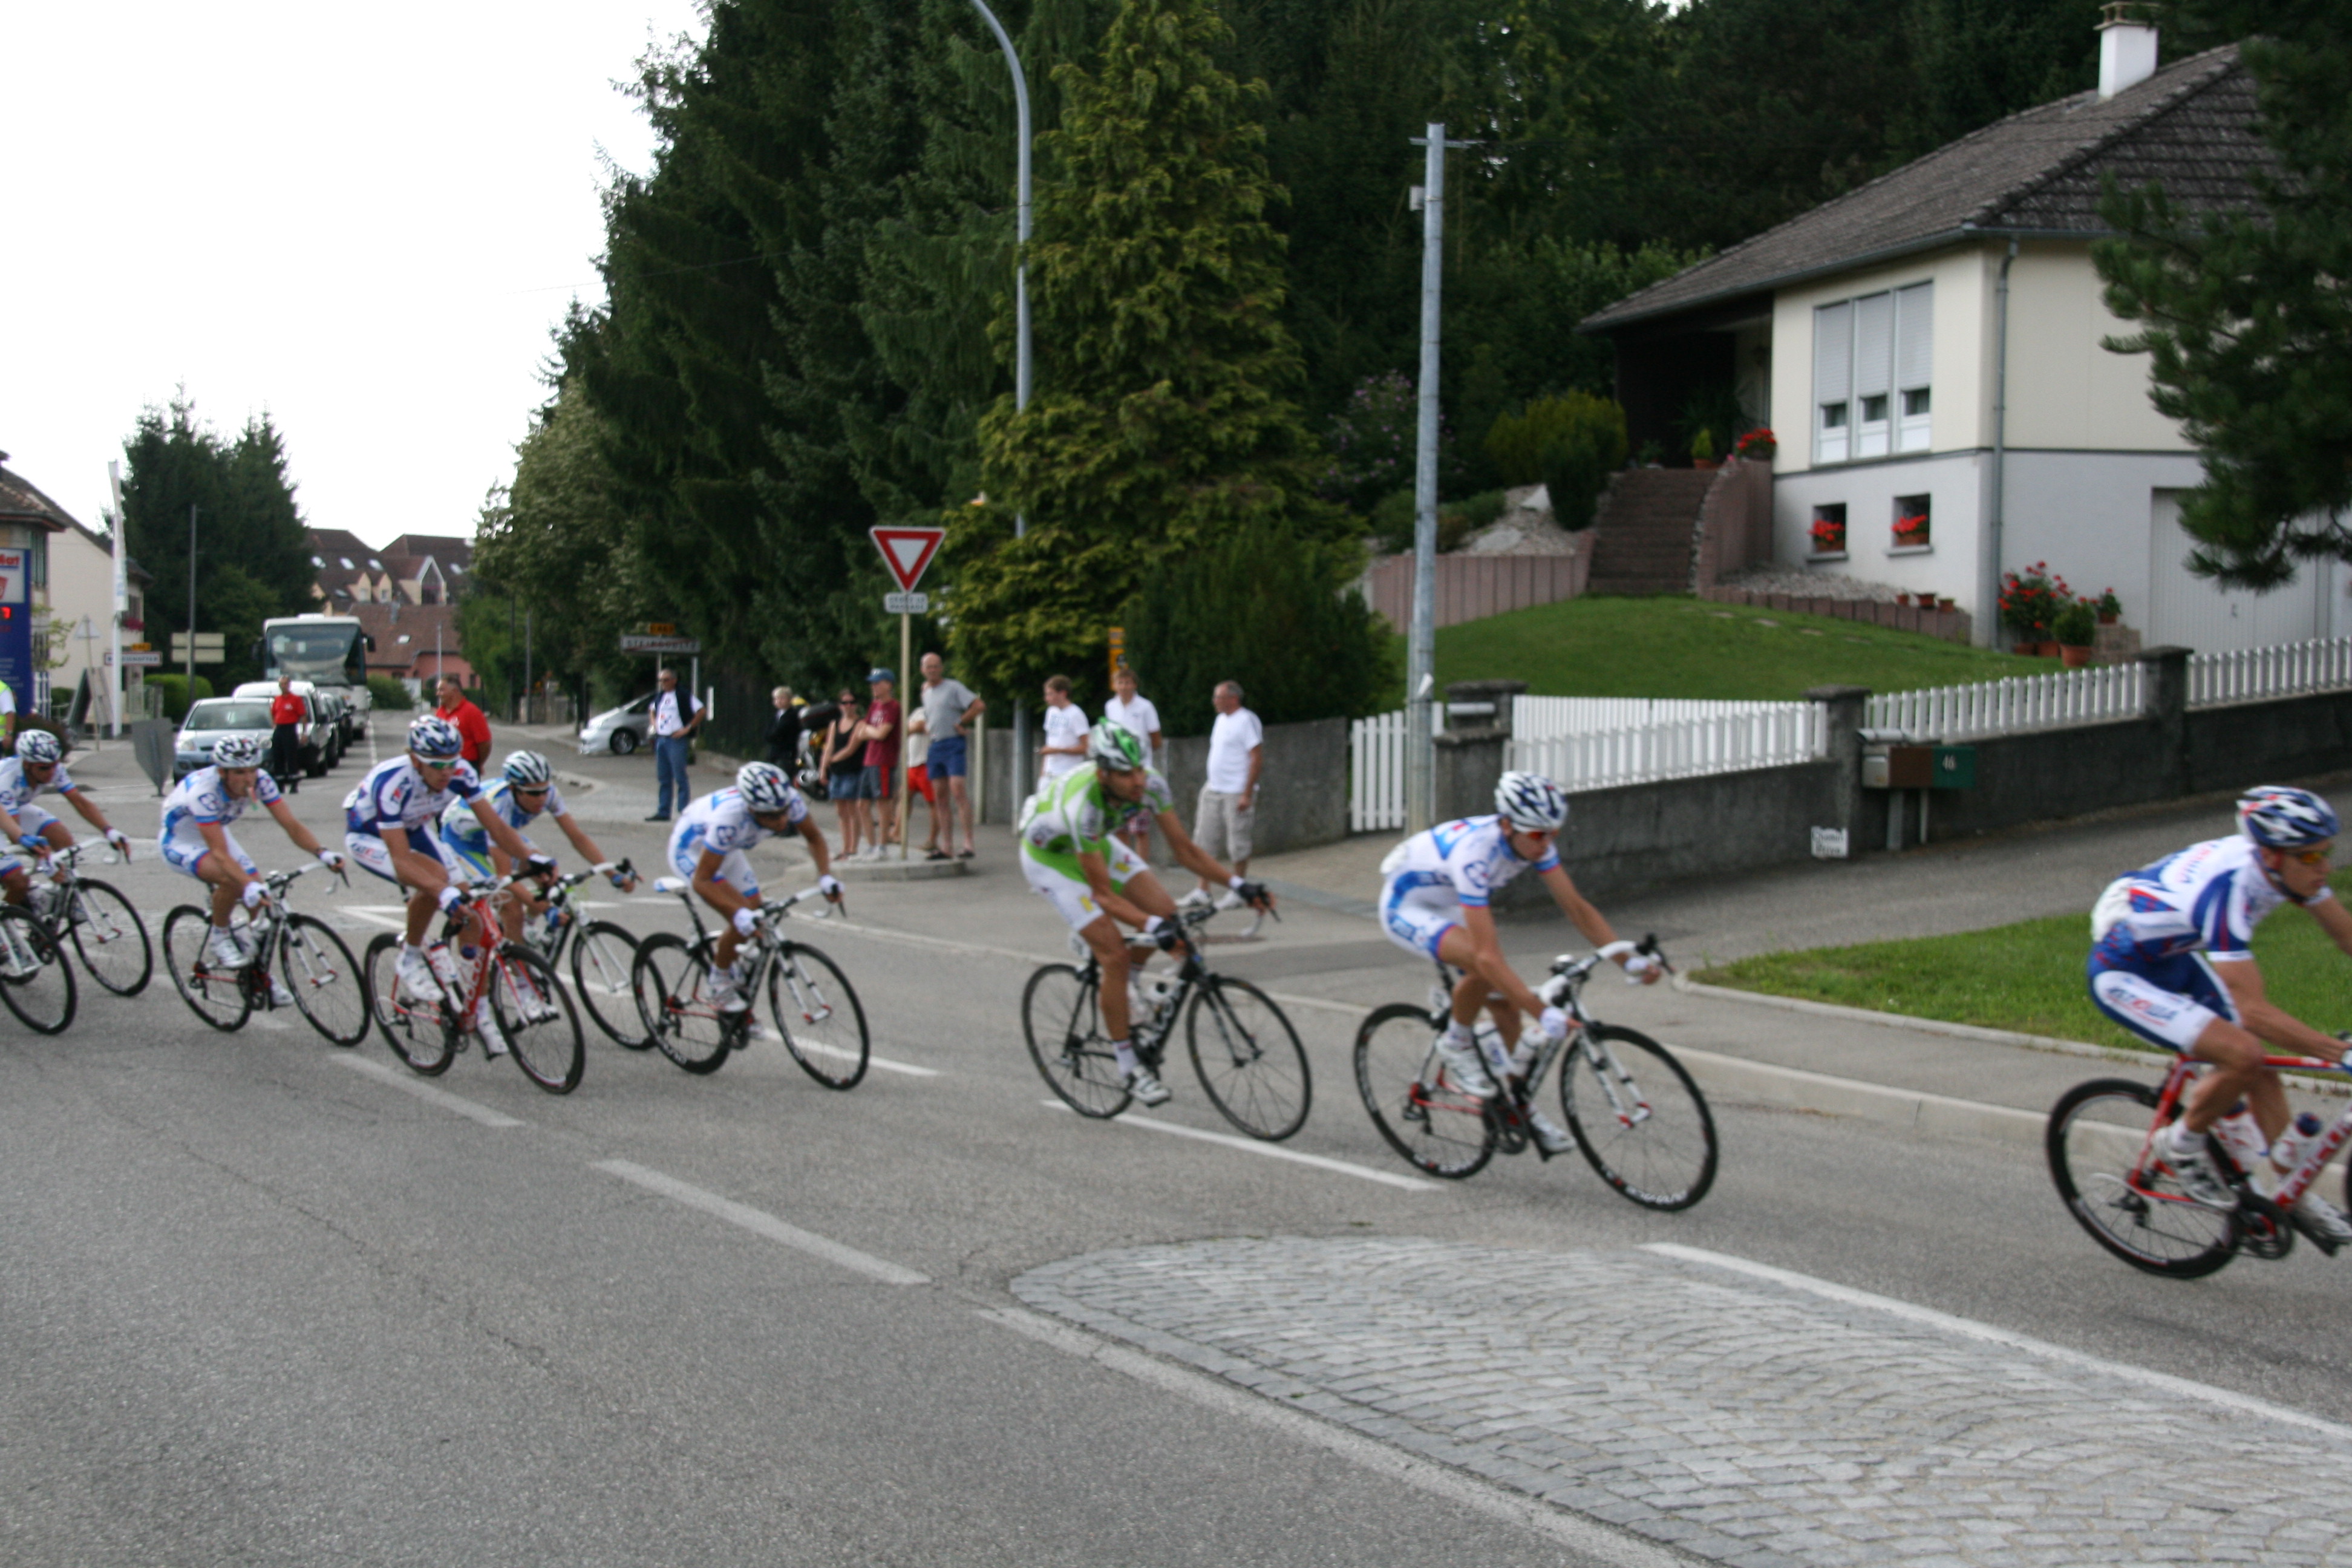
[2146,489,2323,653]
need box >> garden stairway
[1585,469,1716,596]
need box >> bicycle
[0,898,74,1034]
[630,878,869,1086]
[513,859,646,1050]
[359,873,586,1093]
[2050,1051,2352,1278]
[161,864,368,1046]
[1022,903,1310,1140]
[1353,937,1717,1206]
[22,841,152,997]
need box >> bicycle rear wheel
[492,946,585,1093]
[281,915,368,1047]
[2048,1077,2239,1278]
[633,933,732,1074]
[1185,975,1311,1140]
[162,906,252,1033]
[570,920,648,1048]
[771,942,869,1089]
[1354,1002,1494,1177]
[64,879,151,996]
[0,904,74,1034]
[363,933,456,1075]
[1558,1025,1717,1210]
[1023,963,1131,1118]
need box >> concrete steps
[1587,469,1716,596]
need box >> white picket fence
[1512,695,1804,739]
[2191,636,2352,708]
[1350,709,1412,832]
[1865,662,2145,740]
[1511,707,1826,793]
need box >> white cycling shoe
[395,950,445,1006]
[1433,1034,1497,1097]
[206,928,247,971]
[471,999,509,1057]
[1125,1067,1172,1108]
[268,975,298,1008]
[2154,1129,2237,1210]
[707,964,751,1016]
[1529,1110,1574,1156]
[2295,1189,2352,1247]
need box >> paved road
[7,726,2348,1565]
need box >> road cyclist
[1016,722,1277,1111]
[0,728,136,918]
[342,714,554,1057]
[439,749,639,946]
[664,762,841,1020]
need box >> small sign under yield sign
[869,526,944,593]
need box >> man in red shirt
[435,675,493,771]
[269,675,308,794]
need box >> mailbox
[1863,743,1976,790]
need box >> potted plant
[1809,517,1846,557]
[1690,426,1719,471]
[1999,561,2066,653]
[1733,427,1777,463]
[2095,587,2122,626]
[1892,511,1930,549]
[2054,599,2097,667]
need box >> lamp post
[1406,125,1471,829]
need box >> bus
[258,615,373,738]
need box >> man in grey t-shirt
[910,651,985,858]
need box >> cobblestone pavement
[1015,1238,2352,1567]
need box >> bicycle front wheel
[1023,964,1131,1118]
[570,920,648,1049]
[162,905,252,1033]
[492,946,584,1094]
[65,879,151,996]
[633,933,731,1074]
[0,905,76,1034]
[1186,975,1311,1140]
[1354,1002,1494,1177]
[771,943,869,1089]
[2048,1077,2239,1278]
[362,933,455,1075]
[281,915,368,1047]
[1558,1025,1717,1210]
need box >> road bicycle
[2050,1052,2352,1278]
[360,874,586,1093]
[1353,938,1717,1206]
[0,897,73,1034]
[161,864,368,1046]
[1022,903,1310,1140]
[512,860,645,1049]
[22,841,152,997]
[630,878,868,1085]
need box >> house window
[1814,281,1932,463]
[1891,494,1931,551]
[1809,503,1848,559]
[25,535,46,593]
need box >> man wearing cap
[855,667,901,860]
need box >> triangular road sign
[870,526,946,593]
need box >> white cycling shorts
[161,829,258,882]
[1380,878,1459,960]
[2088,955,2239,1054]
[346,827,467,889]
[669,840,760,901]
[1021,838,1149,932]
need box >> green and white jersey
[1018,761,1173,870]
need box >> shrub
[146,674,214,723]
[367,675,414,711]
[1320,373,1426,515]
[1369,490,1478,556]
[2054,599,2097,647]
[1485,394,1626,534]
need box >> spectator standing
[269,675,308,794]
[912,651,984,860]
[0,678,16,751]
[1037,675,1088,791]
[644,665,702,822]
[858,667,902,858]
[765,687,803,771]
[905,706,937,856]
[1193,679,1263,902]
[820,688,866,857]
[436,676,493,772]
[1102,665,1163,858]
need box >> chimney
[2098,1,2159,100]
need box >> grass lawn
[1696,872,2352,1053]
[1417,596,2045,699]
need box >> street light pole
[185,503,198,688]
[1405,125,1464,831]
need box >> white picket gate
[1349,710,1411,832]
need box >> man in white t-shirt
[1193,679,1263,903]
[647,665,702,822]
[1038,674,1089,789]
[1102,664,1163,857]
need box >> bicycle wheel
[1558,1025,1717,1210]
[491,946,585,1094]
[2048,1077,2239,1278]
[570,920,649,1049]
[633,933,731,1074]
[63,879,151,996]
[162,905,252,1033]
[280,914,368,1047]
[1354,1002,1495,1177]
[771,942,869,1089]
[1186,975,1311,1140]
[1022,963,1132,1118]
[363,933,456,1075]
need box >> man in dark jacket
[765,687,803,772]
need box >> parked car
[174,697,278,783]
[312,691,353,761]
[229,681,336,777]
[578,693,654,756]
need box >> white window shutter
[1814,303,1852,406]
[1854,292,1895,397]
[1896,283,1933,389]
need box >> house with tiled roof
[0,456,152,725]
[1581,11,2335,650]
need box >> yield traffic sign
[869,526,944,593]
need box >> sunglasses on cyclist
[2287,845,2333,866]
[513,785,550,798]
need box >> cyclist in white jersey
[670,762,841,1014]
[0,730,133,909]
[440,750,637,946]
[1379,770,1661,1151]
[344,714,549,1027]
[158,733,345,999]
[2088,785,2352,1233]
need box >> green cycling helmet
[1087,722,1148,773]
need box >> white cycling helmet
[15,730,61,765]
[407,714,463,761]
[1495,769,1570,833]
[737,761,795,814]
[212,734,268,769]
[501,750,553,786]
[1086,721,1148,773]
[2238,786,2339,850]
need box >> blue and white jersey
[342,755,481,838]
[440,777,567,856]
[0,756,78,816]
[2092,834,2324,965]
[1380,814,1561,910]
[160,764,283,849]
[671,785,806,864]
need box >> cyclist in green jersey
[1019,723,1275,1105]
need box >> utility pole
[105,462,126,737]
[1406,125,1471,830]
[185,503,198,688]
[970,0,1033,803]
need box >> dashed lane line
[592,1158,930,1285]
[1041,1100,1440,1192]
[325,1053,525,1127]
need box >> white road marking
[592,1158,929,1285]
[788,1037,938,1077]
[1042,1101,1439,1192]
[1648,1241,2352,1443]
[340,906,411,932]
[325,1053,524,1127]
[978,1305,1686,1568]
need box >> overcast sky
[5,2,707,550]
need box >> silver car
[174,697,279,782]
[578,693,654,756]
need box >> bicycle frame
[650,878,840,1033]
[2136,1052,2352,1210]
[1415,944,1670,1143]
